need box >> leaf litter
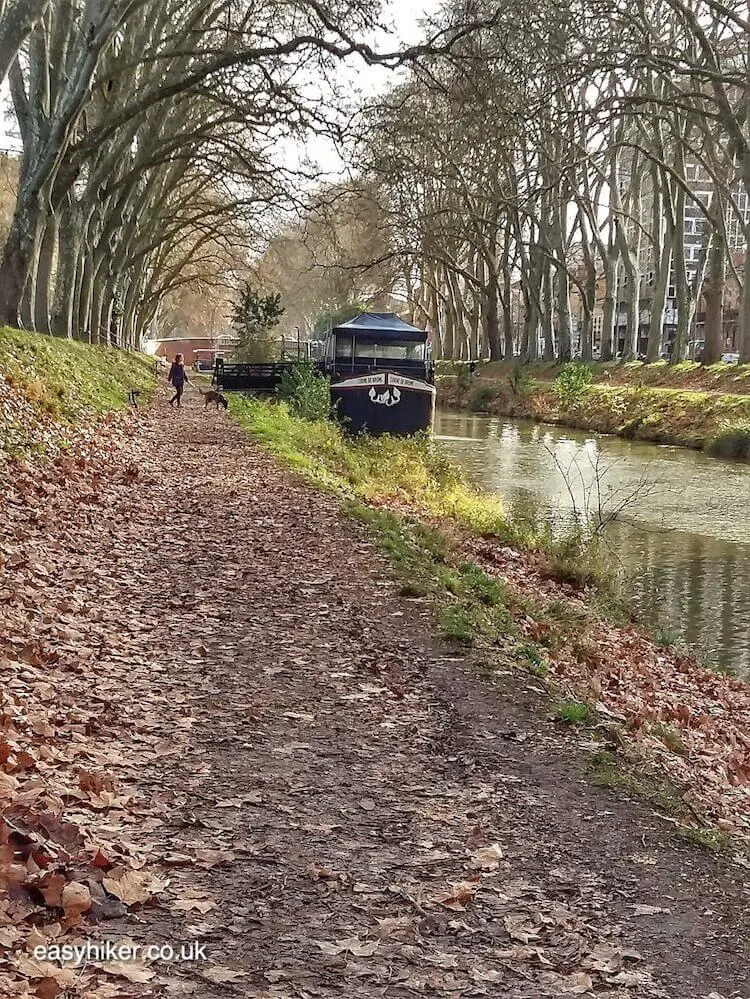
[0,386,747,997]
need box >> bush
[468,384,498,412]
[554,362,593,410]
[507,366,536,396]
[706,421,750,460]
[279,362,331,421]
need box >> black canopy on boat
[331,312,427,342]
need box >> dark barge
[213,312,435,436]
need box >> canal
[435,409,750,676]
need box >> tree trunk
[556,265,572,361]
[646,177,671,363]
[502,269,513,360]
[702,235,726,365]
[541,261,555,361]
[619,243,640,362]
[671,184,691,363]
[741,231,750,364]
[33,214,58,333]
[50,197,82,337]
[600,256,617,362]
[0,199,39,326]
[484,272,502,361]
[77,253,95,343]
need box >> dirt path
[2,393,749,998]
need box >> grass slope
[0,326,155,458]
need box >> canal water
[435,410,750,676]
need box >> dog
[198,387,229,410]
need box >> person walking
[167,353,189,408]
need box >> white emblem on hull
[368,386,401,407]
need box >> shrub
[468,384,498,412]
[279,362,331,421]
[517,642,548,677]
[455,364,472,391]
[554,362,593,410]
[440,605,480,644]
[507,366,536,396]
[706,421,750,460]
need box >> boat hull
[330,371,436,436]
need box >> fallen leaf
[173,898,216,913]
[470,843,504,870]
[565,971,594,994]
[103,869,166,905]
[434,881,477,910]
[34,979,62,999]
[316,936,379,957]
[203,966,247,983]
[61,881,92,921]
[503,913,540,943]
[98,961,155,983]
[40,873,66,908]
[470,968,503,984]
[628,903,672,916]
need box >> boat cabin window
[354,340,426,361]
[334,334,354,358]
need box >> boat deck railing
[214,358,433,392]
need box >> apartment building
[613,158,749,358]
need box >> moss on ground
[587,749,686,816]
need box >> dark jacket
[168,361,187,387]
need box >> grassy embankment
[233,393,750,850]
[438,360,750,460]
[0,326,155,458]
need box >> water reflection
[435,410,750,675]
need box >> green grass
[0,326,155,457]
[650,721,686,754]
[232,395,512,536]
[440,605,483,645]
[347,502,515,650]
[0,327,155,418]
[516,642,548,677]
[554,699,594,725]
[678,826,734,852]
[587,750,685,815]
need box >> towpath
[1,391,748,999]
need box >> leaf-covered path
[2,394,748,998]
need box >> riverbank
[1,356,749,995]
[234,396,750,852]
[438,366,750,459]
